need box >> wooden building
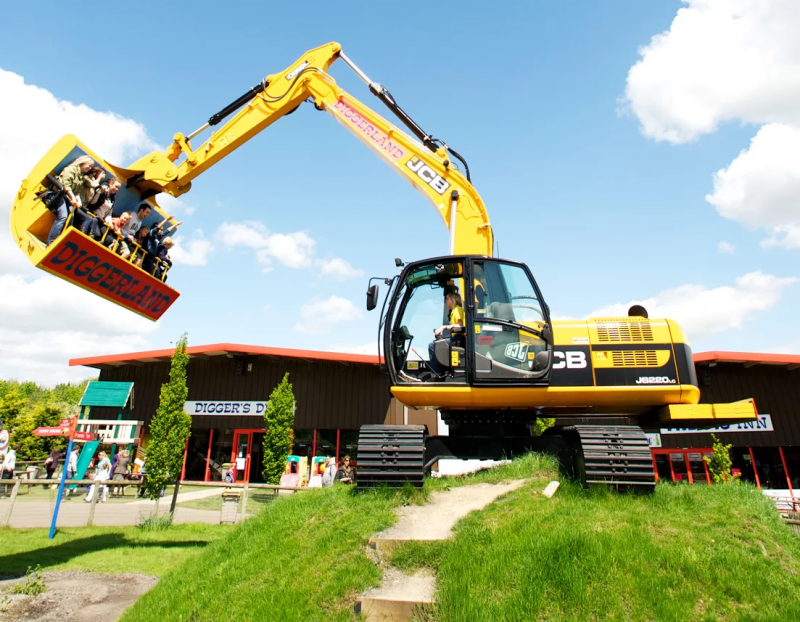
[69,343,434,483]
[70,346,798,490]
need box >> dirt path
[0,571,157,622]
[359,480,527,620]
[374,480,526,543]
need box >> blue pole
[49,437,73,540]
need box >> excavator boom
[117,42,493,257]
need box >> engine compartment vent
[611,350,659,367]
[595,322,654,342]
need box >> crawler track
[571,425,656,487]
[356,424,426,488]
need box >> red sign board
[40,229,180,321]
[59,419,73,427]
[73,431,95,442]
[34,427,70,437]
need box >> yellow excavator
[10,42,757,487]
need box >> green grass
[391,480,800,622]
[122,485,402,622]
[178,488,282,512]
[0,523,227,577]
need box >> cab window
[472,261,548,380]
[389,261,464,381]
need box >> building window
[339,430,359,463]
[292,429,313,459]
[208,429,234,481]
[184,431,211,481]
[316,429,337,458]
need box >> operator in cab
[427,292,465,377]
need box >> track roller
[356,424,426,489]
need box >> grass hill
[122,456,800,622]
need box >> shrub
[704,434,736,484]
[144,334,191,500]
[262,373,296,485]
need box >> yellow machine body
[9,43,757,428]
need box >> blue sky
[1,1,798,382]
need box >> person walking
[112,449,131,496]
[62,446,80,498]
[85,452,111,503]
[1,445,18,496]
[44,448,67,482]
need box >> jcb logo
[406,156,450,195]
[552,351,587,369]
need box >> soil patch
[0,571,158,622]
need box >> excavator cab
[380,256,553,387]
[10,135,180,320]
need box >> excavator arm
[115,42,493,257]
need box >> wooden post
[2,479,21,528]
[240,482,249,523]
[86,482,101,527]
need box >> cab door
[467,259,553,385]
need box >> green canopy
[79,381,134,408]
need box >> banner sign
[34,426,70,437]
[40,229,179,321]
[645,433,662,448]
[661,414,773,435]
[185,401,269,416]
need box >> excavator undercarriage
[357,414,657,490]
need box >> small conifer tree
[704,433,735,484]
[262,373,296,485]
[144,334,191,501]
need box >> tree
[704,434,736,484]
[13,405,67,461]
[144,334,191,502]
[532,417,556,437]
[262,373,296,485]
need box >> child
[155,236,175,281]
[106,212,132,259]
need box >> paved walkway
[1,499,222,528]
[128,486,225,505]
[0,487,228,528]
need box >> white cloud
[706,123,800,247]
[623,0,800,144]
[0,275,157,384]
[0,67,161,384]
[624,2,800,251]
[158,194,196,216]
[588,271,796,342]
[215,221,315,270]
[215,221,362,276]
[170,230,214,266]
[328,342,379,356]
[293,295,364,334]
[717,241,736,254]
[317,258,364,281]
[0,67,157,220]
